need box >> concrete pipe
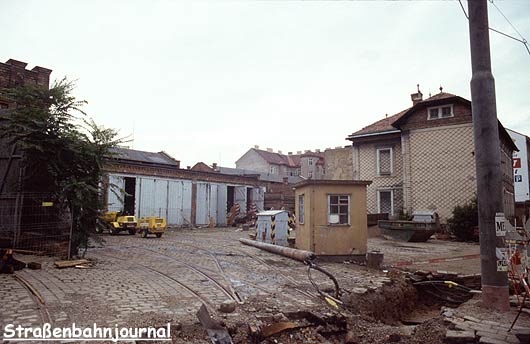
[239,238,315,262]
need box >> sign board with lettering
[508,129,530,202]
[495,213,506,237]
[496,247,508,272]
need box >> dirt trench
[164,273,450,344]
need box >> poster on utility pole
[507,129,529,202]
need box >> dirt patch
[120,275,451,344]
[406,317,447,344]
[342,274,418,324]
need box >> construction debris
[54,259,91,269]
[366,250,384,269]
[196,304,233,344]
[260,321,301,338]
[219,300,236,313]
[27,262,41,270]
[0,249,26,274]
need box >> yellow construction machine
[98,212,137,235]
[138,217,166,238]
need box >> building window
[295,168,301,176]
[428,104,453,120]
[377,148,393,176]
[270,166,276,174]
[0,102,8,110]
[328,194,350,225]
[308,171,313,179]
[298,194,305,224]
[377,190,393,215]
[308,158,313,166]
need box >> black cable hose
[306,260,341,300]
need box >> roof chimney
[297,151,302,154]
[315,149,320,153]
[410,84,423,106]
[253,145,259,149]
[288,152,292,155]
[212,163,217,170]
[278,150,282,154]
[266,148,273,152]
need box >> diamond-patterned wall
[357,139,403,215]
[408,124,476,221]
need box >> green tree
[0,78,121,256]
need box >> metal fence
[0,192,71,258]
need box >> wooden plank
[54,259,90,269]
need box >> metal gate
[107,175,125,212]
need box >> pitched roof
[348,109,409,137]
[346,91,518,152]
[422,92,458,101]
[191,162,216,172]
[108,147,179,167]
[347,92,461,138]
[252,148,324,168]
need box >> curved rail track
[13,274,53,325]
[98,252,216,311]
[177,236,321,301]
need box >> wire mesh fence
[0,192,71,258]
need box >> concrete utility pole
[468,0,509,311]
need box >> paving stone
[478,337,509,344]
[476,331,507,342]
[463,315,481,323]
[1,229,397,330]
[445,330,475,343]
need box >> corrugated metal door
[167,179,193,226]
[167,180,183,226]
[216,184,227,226]
[153,179,168,218]
[252,187,265,212]
[209,184,218,225]
[234,186,247,215]
[139,178,156,218]
[196,183,208,225]
[182,181,192,225]
[107,174,125,212]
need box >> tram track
[97,252,216,312]
[13,274,53,325]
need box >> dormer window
[428,104,454,120]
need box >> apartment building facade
[347,89,517,222]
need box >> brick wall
[264,181,295,211]
[0,59,51,90]
[399,102,472,131]
[104,162,265,187]
[324,146,353,180]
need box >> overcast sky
[2,0,529,167]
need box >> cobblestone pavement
[369,237,481,274]
[1,228,391,335]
